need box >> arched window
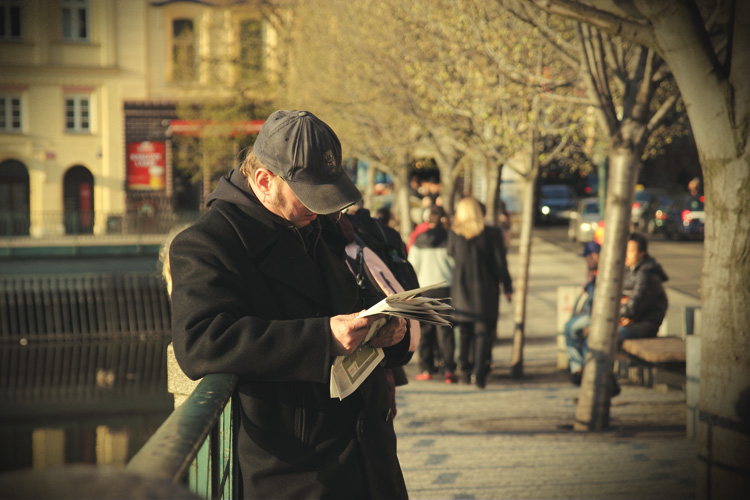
[0,159,30,236]
[63,165,94,235]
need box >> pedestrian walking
[448,196,513,389]
[408,205,457,383]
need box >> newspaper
[330,282,453,400]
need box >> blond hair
[452,197,485,240]
[240,148,282,190]
[158,224,190,297]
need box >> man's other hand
[330,312,371,356]
[369,316,407,349]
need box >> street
[533,225,703,299]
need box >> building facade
[0,0,274,239]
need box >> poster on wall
[127,141,166,190]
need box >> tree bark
[510,94,541,378]
[393,166,413,240]
[630,3,750,496]
[364,161,376,211]
[637,3,750,495]
[574,144,638,430]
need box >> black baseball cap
[253,110,361,214]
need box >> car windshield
[582,200,599,215]
[634,191,652,202]
[541,185,573,199]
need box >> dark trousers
[458,321,494,382]
[618,320,660,347]
[417,321,456,373]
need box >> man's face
[625,240,644,268]
[267,178,318,228]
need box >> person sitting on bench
[618,232,669,346]
[564,241,599,385]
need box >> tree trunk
[630,2,750,495]
[440,164,456,215]
[363,161,376,211]
[510,93,541,378]
[695,156,750,498]
[510,171,536,378]
[393,166,413,241]
[574,144,639,430]
[484,161,503,226]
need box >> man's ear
[254,168,274,195]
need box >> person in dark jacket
[408,205,456,383]
[447,197,513,389]
[169,110,410,500]
[618,232,669,345]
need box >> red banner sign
[127,141,166,190]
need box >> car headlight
[581,223,591,231]
[541,206,550,215]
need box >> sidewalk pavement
[394,236,698,500]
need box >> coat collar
[213,200,359,315]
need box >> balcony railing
[0,210,202,243]
[126,374,239,500]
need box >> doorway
[0,159,30,236]
[63,165,94,235]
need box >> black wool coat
[169,170,410,499]
[447,226,513,323]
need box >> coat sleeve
[490,228,513,294]
[169,225,332,384]
[620,268,657,320]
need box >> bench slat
[621,337,686,364]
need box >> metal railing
[0,274,173,416]
[0,210,201,243]
[127,374,240,500]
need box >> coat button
[358,420,365,436]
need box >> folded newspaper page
[330,282,453,400]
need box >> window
[172,18,196,81]
[0,0,23,40]
[0,94,22,132]
[239,19,264,75]
[65,95,90,133]
[61,0,89,42]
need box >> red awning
[168,119,265,137]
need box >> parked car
[631,187,670,231]
[568,197,600,242]
[537,184,577,224]
[663,194,705,240]
[645,194,675,235]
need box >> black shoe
[570,370,582,386]
[460,372,471,385]
[476,374,486,389]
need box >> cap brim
[287,170,362,215]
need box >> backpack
[347,210,420,292]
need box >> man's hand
[505,293,513,303]
[368,316,407,349]
[619,317,633,326]
[330,312,371,356]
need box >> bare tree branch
[527,0,655,48]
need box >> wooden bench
[618,337,686,390]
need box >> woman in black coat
[447,197,513,388]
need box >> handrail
[127,373,239,499]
